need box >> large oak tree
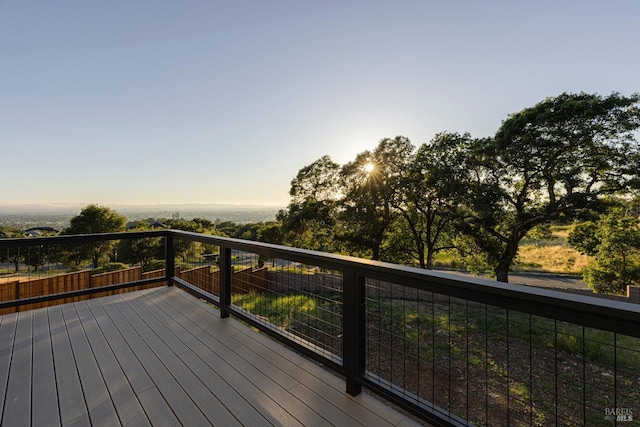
[464,92,640,282]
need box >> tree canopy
[477,92,640,281]
[570,209,640,294]
[279,91,640,285]
[63,204,127,235]
[61,204,127,268]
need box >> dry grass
[436,225,591,275]
[515,244,591,274]
[515,225,591,274]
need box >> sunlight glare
[364,162,375,173]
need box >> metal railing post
[165,234,175,286]
[219,246,232,318]
[343,267,364,396]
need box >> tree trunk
[495,263,510,283]
[494,236,525,283]
[425,244,434,270]
[495,240,519,283]
[371,245,380,261]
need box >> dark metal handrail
[165,230,640,337]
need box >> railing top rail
[2,230,640,336]
[0,230,169,247]
[167,230,640,337]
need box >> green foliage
[567,221,600,256]
[462,92,640,281]
[278,92,640,285]
[163,217,217,263]
[525,223,553,241]
[117,227,164,271]
[339,136,414,260]
[451,234,497,277]
[64,204,126,234]
[579,211,640,294]
[61,204,127,269]
[143,259,166,272]
[91,262,128,275]
[232,291,342,337]
[0,245,24,272]
[165,217,215,234]
[278,155,341,252]
[395,132,472,268]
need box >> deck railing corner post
[343,267,364,396]
[219,246,232,318]
[165,233,175,286]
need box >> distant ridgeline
[0,204,282,229]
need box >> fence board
[0,281,18,315]
[180,266,218,296]
[92,267,142,299]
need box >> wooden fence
[0,264,272,315]
[0,267,168,315]
[178,266,269,296]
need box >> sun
[363,162,375,173]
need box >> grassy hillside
[514,225,591,275]
[435,225,591,276]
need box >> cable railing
[1,230,639,426]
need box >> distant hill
[0,203,283,229]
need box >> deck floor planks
[153,288,402,427]
[120,292,281,427]
[221,309,410,427]
[84,298,182,427]
[0,312,17,425]
[152,290,353,425]
[61,303,121,426]
[48,304,91,426]
[84,298,156,394]
[143,289,332,426]
[0,286,423,427]
[112,292,244,427]
[135,291,310,427]
[94,294,213,427]
[73,301,150,427]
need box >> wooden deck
[0,286,422,426]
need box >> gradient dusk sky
[1,1,639,207]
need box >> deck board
[48,305,91,426]
[32,307,60,427]
[0,312,17,422]
[0,286,423,426]
[62,303,121,426]
[142,291,321,426]
[4,310,32,426]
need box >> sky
[1,1,639,208]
